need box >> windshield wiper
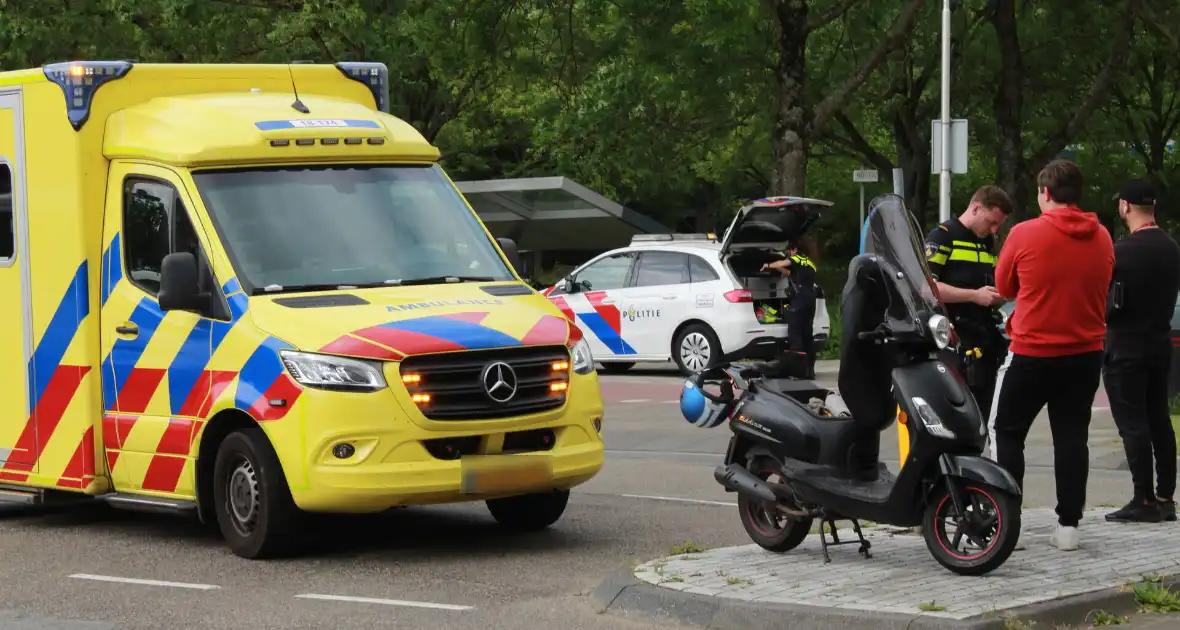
[251,276,496,295]
[382,276,496,287]
[252,283,364,295]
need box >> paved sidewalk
[616,508,1180,624]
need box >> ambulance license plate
[460,455,554,495]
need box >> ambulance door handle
[115,323,139,338]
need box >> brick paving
[633,508,1180,620]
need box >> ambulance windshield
[192,164,514,293]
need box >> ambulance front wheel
[486,489,569,532]
[212,427,303,559]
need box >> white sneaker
[1050,525,1079,551]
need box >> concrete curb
[591,567,1179,629]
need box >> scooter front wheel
[737,459,813,553]
[923,481,1021,576]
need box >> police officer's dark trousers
[951,323,1006,420]
[786,291,816,378]
[1104,333,1176,501]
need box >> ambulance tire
[213,427,304,559]
[486,489,569,532]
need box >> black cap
[1113,179,1157,206]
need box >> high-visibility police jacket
[924,218,997,331]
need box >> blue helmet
[679,380,732,428]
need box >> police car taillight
[724,289,753,303]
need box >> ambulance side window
[123,178,200,297]
[0,164,12,260]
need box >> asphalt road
[0,362,1140,630]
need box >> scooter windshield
[860,194,941,336]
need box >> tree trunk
[768,0,810,197]
[989,0,1028,218]
[991,0,1138,218]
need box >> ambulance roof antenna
[287,64,310,114]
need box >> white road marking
[69,574,220,590]
[620,493,737,507]
[295,593,473,611]
[618,399,650,404]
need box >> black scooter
[681,194,1022,576]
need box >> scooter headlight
[912,396,956,440]
[928,314,951,350]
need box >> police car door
[551,251,639,358]
[626,251,690,357]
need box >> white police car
[543,197,833,375]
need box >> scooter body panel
[729,390,856,468]
[941,454,1022,497]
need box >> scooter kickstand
[818,522,833,564]
[850,519,873,559]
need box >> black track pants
[987,350,1103,527]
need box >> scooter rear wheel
[923,482,1020,576]
[737,460,813,553]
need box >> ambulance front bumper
[281,373,605,513]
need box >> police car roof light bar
[43,61,135,131]
[630,233,717,245]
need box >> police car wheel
[486,490,570,532]
[673,324,720,376]
[212,427,303,559]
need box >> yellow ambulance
[0,60,605,558]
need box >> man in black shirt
[1104,180,1180,523]
[924,185,1013,420]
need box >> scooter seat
[757,378,832,404]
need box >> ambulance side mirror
[159,252,203,312]
[497,237,521,275]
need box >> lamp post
[938,0,953,222]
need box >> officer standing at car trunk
[761,236,820,379]
[1103,180,1180,524]
[923,185,1014,420]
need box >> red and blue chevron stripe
[0,261,92,480]
[551,292,636,355]
[319,312,571,358]
[233,336,301,422]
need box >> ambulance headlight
[280,350,388,392]
[571,338,594,375]
[928,314,951,350]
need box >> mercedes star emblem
[481,361,518,403]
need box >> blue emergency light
[43,61,134,131]
[335,62,390,114]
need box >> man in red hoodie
[990,159,1114,552]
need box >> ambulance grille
[401,346,571,420]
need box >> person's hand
[972,286,1004,307]
[760,259,791,273]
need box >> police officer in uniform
[924,186,1013,420]
[761,238,820,379]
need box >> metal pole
[859,182,866,231]
[938,0,952,222]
